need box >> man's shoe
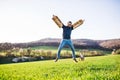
[55,58,58,62]
[73,58,78,63]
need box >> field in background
[30,46,111,54]
[0,46,112,64]
[0,55,120,80]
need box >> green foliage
[0,46,107,59]
[0,46,112,64]
[0,55,120,80]
[79,50,105,57]
[116,49,120,54]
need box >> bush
[61,50,72,58]
[46,50,52,58]
[112,49,120,55]
[115,49,120,54]
[79,50,104,57]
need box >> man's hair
[68,21,72,23]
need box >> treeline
[98,39,120,50]
[0,38,120,51]
[0,43,13,51]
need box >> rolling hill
[12,38,120,50]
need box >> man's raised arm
[72,19,84,29]
[52,15,63,28]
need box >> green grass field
[31,46,80,54]
[30,46,111,55]
[0,55,120,80]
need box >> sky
[0,0,120,43]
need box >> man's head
[67,21,72,27]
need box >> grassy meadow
[0,45,111,64]
[0,55,120,80]
[30,46,111,55]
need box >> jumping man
[52,15,84,62]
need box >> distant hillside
[0,38,120,51]
[12,38,120,50]
[97,39,120,50]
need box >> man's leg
[55,40,66,62]
[68,40,78,62]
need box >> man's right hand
[52,15,63,28]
